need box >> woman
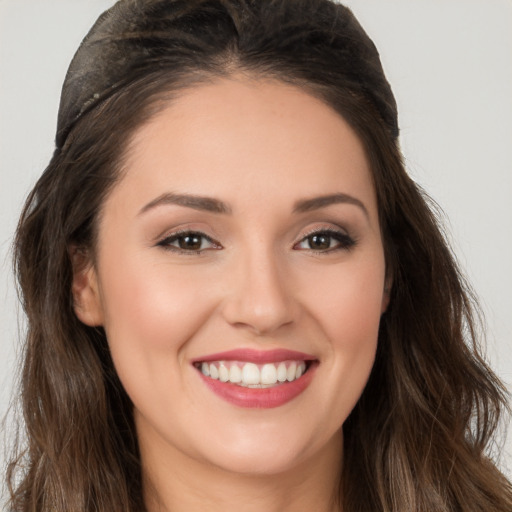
[5,0,512,510]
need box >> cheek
[303,253,386,343]
[331,263,383,375]
[96,253,222,448]
[298,253,385,415]
[97,252,216,373]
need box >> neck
[140,428,343,512]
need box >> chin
[190,419,339,477]
[206,443,309,476]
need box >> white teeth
[218,363,229,382]
[277,362,287,382]
[261,363,278,385]
[242,363,260,385]
[286,362,297,382]
[209,363,219,379]
[229,365,242,383]
[198,360,310,387]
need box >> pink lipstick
[192,349,318,408]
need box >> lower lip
[197,363,317,408]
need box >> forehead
[112,76,377,220]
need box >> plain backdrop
[1,0,511,483]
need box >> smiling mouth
[193,360,311,388]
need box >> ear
[69,245,104,326]
[381,274,393,314]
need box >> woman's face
[75,77,389,476]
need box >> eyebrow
[139,192,232,215]
[138,191,368,217]
[293,193,369,218]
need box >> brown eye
[178,234,203,251]
[158,231,220,253]
[307,234,331,250]
[295,230,356,252]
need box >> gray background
[1,0,511,481]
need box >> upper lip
[192,348,317,364]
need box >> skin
[73,76,390,512]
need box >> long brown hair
[6,0,512,510]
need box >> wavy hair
[6,0,512,510]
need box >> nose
[220,247,299,336]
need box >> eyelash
[156,228,356,255]
[293,228,356,254]
[157,230,221,255]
